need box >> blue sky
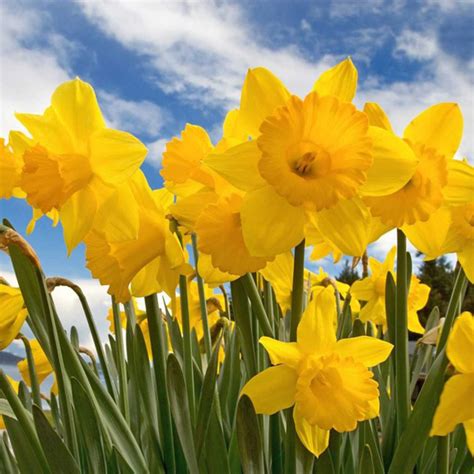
[0,0,473,352]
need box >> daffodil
[403,160,474,282]
[204,59,416,257]
[0,133,28,199]
[0,283,28,350]
[363,102,463,227]
[430,312,474,454]
[350,247,429,333]
[18,339,57,394]
[241,286,393,456]
[85,171,187,303]
[16,78,147,252]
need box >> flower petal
[90,128,147,185]
[363,103,393,132]
[351,278,375,302]
[205,140,266,191]
[51,78,106,154]
[458,242,474,284]
[293,406,330,457]
[297,286,336,355]
[463,418,474,456]
[431,374,474,436]
[443,159,474,205]
[312,57,358,102]
[360,126,418,197]
[404,103,463,160]
[60,185,97,254]
[334,336,393,367]
[240,365,297,415]
[259,336,302,368]
[241,185,305,257]
[239,67,291,138]
[447,312,474,374]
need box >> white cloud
[145,137,169,168]
[79,0,336,109]
[394,30,438,61]
[0,2,70,136]
[99,91,167,138]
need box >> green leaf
[32,405,80,474]
[205,409,231,474]
[236,395,264,474]
[70,377,108,474]
[166,354,199,473]
[0,399,17,420]
[196,336,221,455]
[359,445,375,474]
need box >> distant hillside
[0,351,22,364]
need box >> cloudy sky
[1,0,473,354]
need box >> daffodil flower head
[364,102,463,227]
[0,134,27,199]
[16,78,147,252]
[431,312,474,454]
[258,92,373,211]
[241,286,393,456]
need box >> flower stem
[395,229,410,438]
[19,335,42,407]
[436,436,450,474]
[112,297,129,423]
[290,239,305,342]
[191,233,212,359]
[145,294,176,474]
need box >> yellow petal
[259,336,302,368]
[351,278,375,302]
[0,286,27,350]
[170,190,219,232]
[334,336,393,367]
[240,365,297,415]
[404,103,463,160]
[458,242,474,284]
[239,67,291,138]
[60,184,97,254]
[403,207,452,259]
[241,185,305,257]
[89,128,147,185]
[222,108,248,142]
[197,253,238,286]
[360,126,418,196]
[443,159,474,205]
[363,103,393,132]
[297,286,336,355]
[431,374,474,436]
[463,418,474,456]
[312,57,358,102]
[205,140,266,191]
[316,198,377,257]
[447,312,474,374]
[51,78,106,154]
[293,406,330,457]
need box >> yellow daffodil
[403,160,474,282]
[0,283,28,350]
[18,339,57,394]
[0,376,20,429]
[197,253,239,286]
[205,59,416,257]
[241,286,393,456]
[350,247,429,333]
[195,193,273,275]
[364,102,463,227]
[430,312,474,454]
[16,78,147,252]
[85,171,187,303]
[0,133,29,199]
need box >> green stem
[240,273,273,337]
[144,294,176,474]
[395,229,410,437]
[436,436,449,474]
[178,274,196,422]
[112,298,129,423]
[436,266,467,355]
[73,286,115,399]
[290,239,305,341]
[191,233,212,359]
[19,336,41,407]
